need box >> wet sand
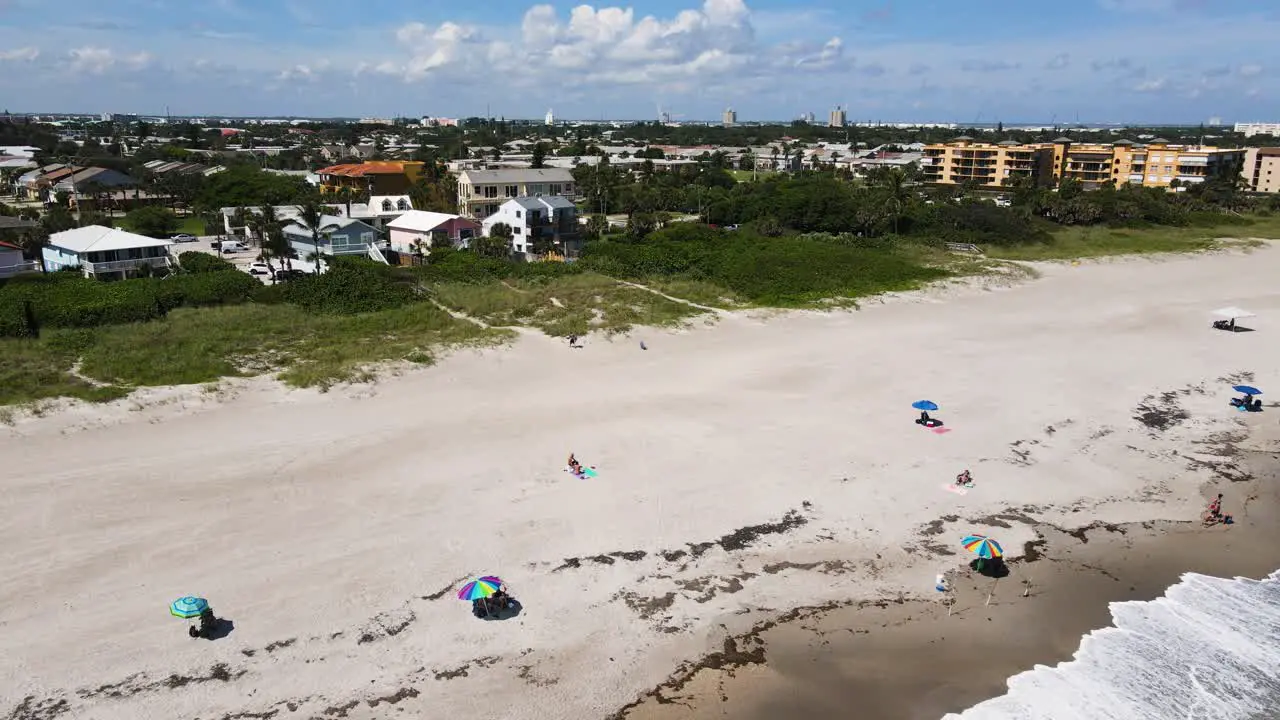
[617,450,1280,720]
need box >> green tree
[124,206,180,237]
[531,143,547,169]
[475,223,512,258]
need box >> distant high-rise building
[1235,122,1280,137]
[659,111,672,124]
[545,109,554,125]
[1208,116,1222,127]
[802,111,816,124]
[722,107,736,127]
[828,106,846,128]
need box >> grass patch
[727,169,779,182]
[636,277,750,309]
[74,302,508,391]
[430,272,705,336]
[113,215,206,236]
[0,331,130,406]
[987,215,1280,261]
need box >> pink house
[385,210,481,255]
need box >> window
[483,185,497,198]
[515,244,523,252]
[513,226,522,234]
[515,210,521,218]
[528,184,543,195]
[549,184,562,194]
[382,199,393,211]
[504,185,518,197]
[397,198,410,210]
[360,232,374,244]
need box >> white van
[220,241,248,253]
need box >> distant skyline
[0,0,1277,123]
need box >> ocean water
[944,570,1280,720]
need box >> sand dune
[1,247,1277,719]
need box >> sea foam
[944,570,1280,719]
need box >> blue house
[281,214,380,262]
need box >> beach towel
[931,427,952,434]
[942,483,969,495]
[565,466,597,479]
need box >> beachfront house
[481,196,581,260]
[385,210,481,258]
[281,214,381,262]
[42,225,173,279]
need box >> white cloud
[0,47,39,61]
[63,46,150,74]
[1238,64,1262,76]
[1133,78,1166,92]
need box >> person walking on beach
[1208,493,1223,519]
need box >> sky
[0,0,1277,122]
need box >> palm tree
[873,167,912,235]
[294,201,339,275]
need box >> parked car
[246,263,271,275]
[170,233,198,243]
[273,269,307,281]
[220,241,248,253]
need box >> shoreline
[614,449,1280,720]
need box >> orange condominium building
[922,136,1245,190]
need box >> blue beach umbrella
[1232,385,1262,396]
[912,400,938,411]
[170,596,209,619]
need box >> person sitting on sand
[568,453,582,475]
[919,410,931,425]
[1208,493,1223,519]
[956,469,973,486]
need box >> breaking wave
[944,570,1280,719]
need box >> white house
[481,196,582,259]
[42,225,173,279]
[385,210,481,255]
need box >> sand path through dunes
[2,248,1278,719]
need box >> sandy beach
[2,246,1278,720]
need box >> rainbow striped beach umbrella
[960,534,1004,559]
[457,576,503,601]
[170,596,209,619]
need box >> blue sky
[0,0,1276,122]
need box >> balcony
[84,256,172,275]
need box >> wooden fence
[944,242,982,254]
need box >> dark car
[273,269,307,281]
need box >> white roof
[48,225,173,253]
[386,210,461,233]
[1213,306,1255,319]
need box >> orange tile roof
[317,161,419,177]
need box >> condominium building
[455,168,576,219]
[722,108,736,127]
[829,106,846,128]
[922,137,1245,190]
[921,137,1054,187]
[1234,122,1280,138]
[1242,147,1280,193]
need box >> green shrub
[282,258,417,314]
[0,270,260,337]
[581,224,947,305]
[178,252,236,273]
